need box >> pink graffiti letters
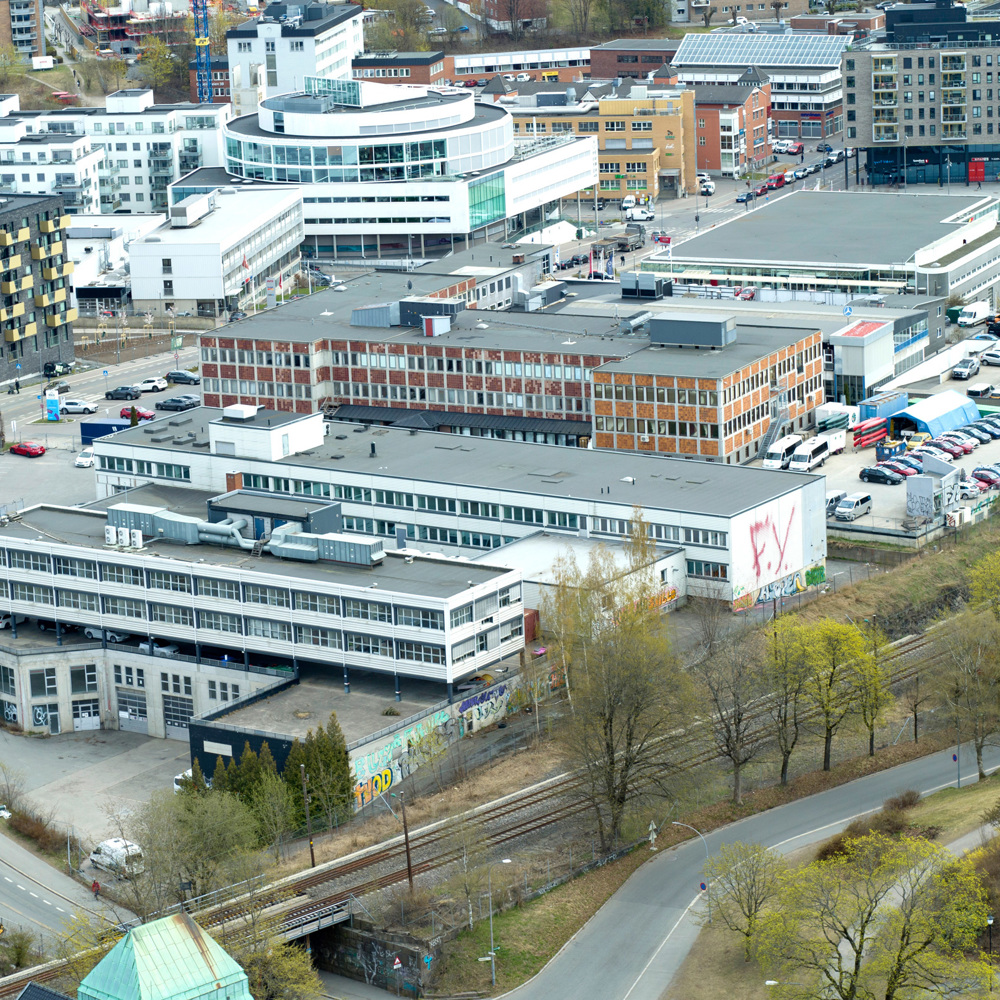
[748,506,796,580]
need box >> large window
[60,590,99,612]
[296,625,342,648]
[244,584,290,608]
[102,564,143,586]
[294,593,339,615]
[161,672,192,696]
[397,641,445,665]
[103,596,144,617]
[468,172,505,229]
[114,664,144,688]
[150,604,194,627]
[344,599,391,623]
[451,604,473,627]
[54,556,97,579]
[12,582,52,603]
[396,607,444,630]
[71,664,98,694]
[0,664,14,697]
[197,578,240,600]
[345,633,393,656]
[246,618,291,641]
[148,570,191,593]
[200,611,241,633]
[30,667,57,697]
[9,550,50,573]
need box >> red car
[879,461,916,477]
[928,438,964,457]
[972,469,1000,488]
[120,406,155,421]
[9,441,45,457]
[755,183,769,197]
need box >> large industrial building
[221,77,597,258]
[87,403,828,605]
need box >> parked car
[927,438,966,457]
[75,446,95,468]
[736,190,755,203]
[969,332,999,342]
[896,455,924,472]
[700,180,716,195]
[625,207,655,222]
[165,369,200,385]
[772,139,789,153]
[463,79,478,88]
[106,385,140,400]
[952,357,981,379]
[805,163,821,175]
[43,361,72,377]
[973,468,1000,488]
[972,420,1000,438]
[0,614,25,629]
[859,465,904,485]
[960,424,992,442]
[83,627,131,642]
[960,480,985,499]
[138,377,168,392]
[879,460,916,476]
[476,78,489,86]
[155,396,198,411]
[981,350,1000,366]
[816,142,833,152]
[137,641,180,658]
[60,398,98,414]
[120,406,155,421]
[913,446,954,462]
[793,166,809,180]
[787,142,804,155]
[515,72,532,81]
[228,311,248,322]
[570,253,589,266]
[755,183,770,197]
[938,432,977,451]
[587,271,611,279]
[9,441,45,457]
[35,620,78,633]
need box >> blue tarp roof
[892,389,981,437]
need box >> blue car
[736,191,755,203]
[457,23,469,30]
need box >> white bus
[788,429,846,472]
[761,434,803,470]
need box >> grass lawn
[904,768,1000,844]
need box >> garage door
[117,688,148,734]
[163,694,193,741]
[73,699,100,732]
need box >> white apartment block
[128,186,304,317]
[227,1,363,111]
[0,90,230,215]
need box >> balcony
[4,327,21,343]
[46,307,77,327]
[942,112,967,123]
[100,196,122,210]
[34,287,65,307]
[874,111,899,124]
[0,254,21,273]
[874,95,898,107]
[873,126,899,142]
[0,228,26,246]
[942,123,967,139]
[43,261,73,280]
[941,92,967,108]
[2,275,31,294]
[99,176,122,192]
[0,302,25,322]
[941,73,966,88]
[941,55,967,71]
[31,241,63,260]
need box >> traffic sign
[103,370,108,377]
[700,882,707,891]
[843,305,853,318]
[393,957,402,971]
[14,363,20,370]
[423,956,432,970]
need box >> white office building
[89,405,828,604]
[227,0,363,113]
[0,90,231,215]
[222,77,598,258]
[128,186,304,318]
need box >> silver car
[60,398,98,414]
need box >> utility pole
[400,789,414,891]
[300,764,315,868]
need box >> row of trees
[707,833,991,1000]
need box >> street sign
[103,370,108,377]
[393,957,402,971]
[700,882,707,891]
[423,956,433,970]
[14,363,20,370]
[843,305,853,318]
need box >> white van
[967,382,996,400]
[761,434,803,469]
[788,429,846,472]
[90,837,144,878]
[835,492,873,521]
[620,195,636,210]
[957,301,992,326]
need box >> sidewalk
[320,970,396,1000]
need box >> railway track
[0,631,942,1000]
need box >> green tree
[803,620,866,771]
[129,405,139,427]
[139,37,177,92]
[753,834,990,1000]
[211,755,230,794]
[936,610,1000,780]
[764,616,809,785]
[970,550,1000,622]
[253,770,295,861]
[704,842,783,960]
[0,43,23,87]
[854,620,894,757]
[695,624,768,804]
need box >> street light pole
[988,914,994,991]
[487,858,512,987]
[672,821,711,922]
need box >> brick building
[352,50,447,85]
[188,56,231,104]
[693,72,772,177]
[589,38,679,80]
[591,315,823,463]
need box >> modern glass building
[221,78,597,258]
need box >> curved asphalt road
[504,743,1000,1000]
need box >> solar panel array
[671,33,852,68]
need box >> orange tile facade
[591,331,824,462]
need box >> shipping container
[858,390,909,422]
[80,419,132,445]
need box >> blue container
[859,390,909,422]
[80,419,133,445]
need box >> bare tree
[770,0,784,18]
[702,5,718,27]
[688,583,730,659]
[561,0,597,35]
[901,672,934,743]
[695,625,769,805]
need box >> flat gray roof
[101,410,820,519]
[1,505,511,598]
[665,190,992,267]
[598,322,816,378]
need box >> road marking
[3,876,10,882]
[620,892,702,1000]
[56,906,65,912]
[29,891,38,898]
[44,899,51,906]
[16,884,24,890]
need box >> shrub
[9,806,63,853]
[382,706,400,717]
[883,789,921,812]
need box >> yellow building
[509,85,697,200]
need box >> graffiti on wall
[459,683,508,724]
[732,564,826,612]
[748,505,798,581]
[354,766,394,808]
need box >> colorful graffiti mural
[354,766,394,807]
[732,564,826,612]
